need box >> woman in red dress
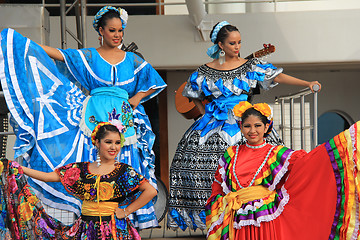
[206,101,359,240]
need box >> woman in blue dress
[167,21,321,231]
[0,6,166,229]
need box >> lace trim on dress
[233,186,290,229]
[197,59,258,83]
[268,150,293,191]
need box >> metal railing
[36,0,320,49]
[275,84,320,150]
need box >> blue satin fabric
[193,94,248,137]
[169,208,188,231]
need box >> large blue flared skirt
[0,28,158,229]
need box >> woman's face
[241,115,269,145]
[219,31,241,58]
[99,17,123,48]
[96,131,122,162]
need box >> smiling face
[240,115,269,145]
[96,131,122,162]
[218,31,241,58]
[99,17,123,48]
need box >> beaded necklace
[245,141,267,149]
[233,144,276,189]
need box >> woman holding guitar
[168,21,321,232]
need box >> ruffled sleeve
[55,162,84,198]
[114,164,148,197]
[249,59,282,90]
[182,59,282,101]
[129,53,167,103]
[182,69,207,100]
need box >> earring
[96,148,101,167]
[219,49,225,65]
[115,154,119,165]
[101,35,104,46]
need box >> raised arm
[22,166,61,182]
[115,181,157,219]
[38,44,64,62]
[274,73,321,92]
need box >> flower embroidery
[108,108,121,122]
[63,167,81,186]
[84,184,91,191]
[84,192,91,200]
[108,108,126,133]
[18,202,34,222]
[110,119,125,133]
[128,178,134,185]
[121,102,132,114]
[27,195,40,206]
[99,182,114,200]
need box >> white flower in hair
[119,8,128,29]
[268,105,273,121]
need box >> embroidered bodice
[56,162,146,202]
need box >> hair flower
[91,122,111,145]
[253,103,273,121]
[233,101,253,118]
[233,101,273,121]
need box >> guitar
[175,44,276,120]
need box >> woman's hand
[115,207,128,219]
[308,81,321,92]
[128,95,142,110]
[128,89,156,110]
[114,182,157,219]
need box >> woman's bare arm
[22,166,61,182]
[115,181,157,218]
[38,44,64,62]
[274,73,321,92]
[193,98,206,115]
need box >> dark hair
[98,10,121,30]
[95,124,121,141]
[241,108,272,136]
[210,23,239,44]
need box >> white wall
[47,9,360,69]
